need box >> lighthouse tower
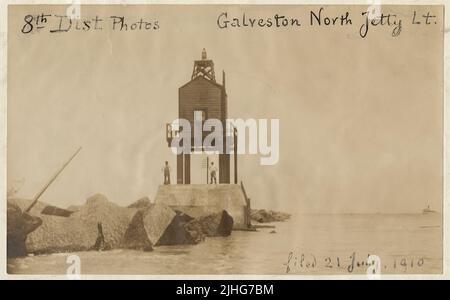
[158,49,249,229]
[168,49,231,184]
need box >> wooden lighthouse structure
[167,49,235,185]
[159,50,249,229]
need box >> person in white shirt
[209,162,217,184]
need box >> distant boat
[422,205,437,214]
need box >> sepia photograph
[1,2,447,281]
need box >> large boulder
[183,219,205,245]
[157,211,205,245]
[142,203,177,244]
[7,201,42,258]
[25,212,93,254]
[75,194,136,248]
[122,203,175,250]
[122,210,153,251]
[41,205,74,217]
[198,210,234,237]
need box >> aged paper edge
[0,0,448,280]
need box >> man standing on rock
[163,161,171,185]
[209,162,217,184]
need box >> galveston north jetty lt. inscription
[20,7,439,38]
[217,7,439,38]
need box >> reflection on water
[7,213,442,275]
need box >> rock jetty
[7,194,236,257]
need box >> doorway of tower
[190,152,219,184]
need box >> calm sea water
[7,213,442,275]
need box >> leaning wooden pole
[24,147,82,213]
[234,127,238,184]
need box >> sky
[7,5,444,213]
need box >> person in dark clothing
[92,222,107,251]
[163,161,171,185]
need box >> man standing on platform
[162,161,171,185]
[209,161,217,184]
